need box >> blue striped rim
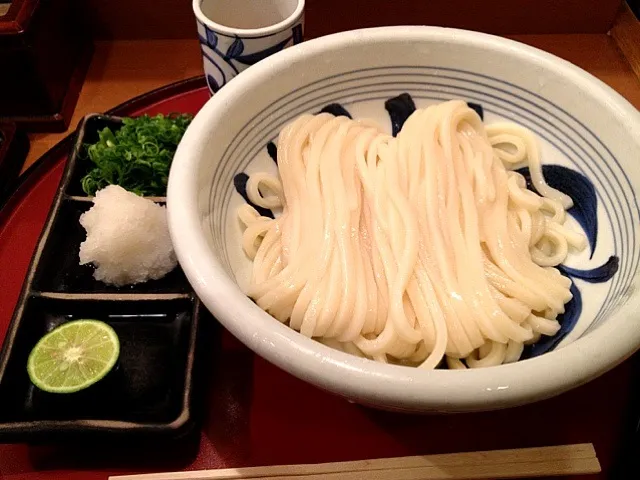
[207,67,639,337]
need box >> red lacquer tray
[0,77,638,480]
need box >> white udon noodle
[237,100,587,369]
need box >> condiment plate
[0,89,208,443]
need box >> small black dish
[0,113,208,443]
[0,296,203,443]
[0,121,30,208]
[1,297,194,420]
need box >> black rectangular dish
[0,113,205,443]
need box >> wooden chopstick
[109,443,600,480]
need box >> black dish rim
[0,75,209,443]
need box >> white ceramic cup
[193,0,305,93]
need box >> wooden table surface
[23,34,640,174]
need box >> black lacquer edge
[0,76,208,443]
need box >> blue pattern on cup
[197,19,304,93]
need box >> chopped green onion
[80,113,193,196]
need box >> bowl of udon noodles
[167,26,640,412]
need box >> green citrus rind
[27,319,120,394]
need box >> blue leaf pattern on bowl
[234,173,275,219]
[267,142,278,164]
[524,281,582,358]
[558,256,619,283]
[385,93,416,137]
[233,93,619,363]
[516,164,599,258]
[467,102,484,120]
[319,103,352,118]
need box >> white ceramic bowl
[167,26,640,412]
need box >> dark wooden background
[83,0,623,39]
